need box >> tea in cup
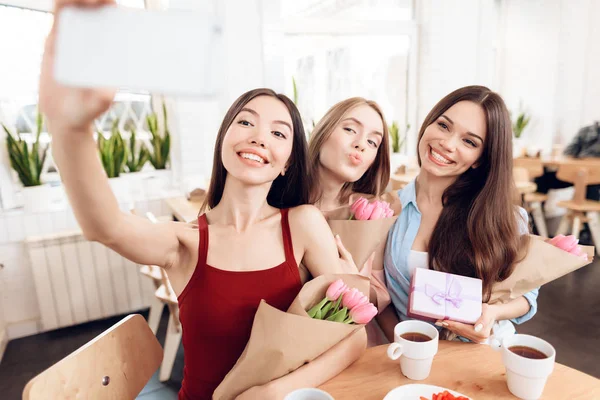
[387,320,439,380]
[501,334,555,399]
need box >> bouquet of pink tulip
[349,197,394,220]
[489,235,594,304]
[546,234,588,261]
[307,279,378,324]
[214,274,370,400]
[324,192,401,271]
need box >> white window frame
[269,10,420,156]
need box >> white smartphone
[54,5,223,97]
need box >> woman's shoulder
[287,205,331,243]
[287,204,325,223]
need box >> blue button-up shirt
[384,179,539,325]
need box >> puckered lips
[348,152,363,166]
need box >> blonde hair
[308,97,391,204]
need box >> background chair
[555,161,600,247]
[513,158,549,237]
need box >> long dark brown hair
[200,88,309,212]
[422,86,529,301]
[307,97,391,204]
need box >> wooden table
[165,196,203,223]
[540,156,600,170]
[319,342,599,399]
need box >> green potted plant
[97,120,130,202]
[389,121,410,173]
[3,111,52,212]
[512,109,531,157]
[97,120,127,178]
[124,125,150,201]
[125,126,150,173]
[145,100,172,196]
[146,101,171,170]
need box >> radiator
[25,230,155,332]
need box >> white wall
[168,0,272,186]
[501,0,600,150]
[495,0,600,150]
[415,0,600,154]
[497,0,562,152]
[413,0,499,154]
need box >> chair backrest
[23,314,162,400]
[514,157,545,179]
[557,160,600,204]
[513,166,530,183]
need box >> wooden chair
[555,161,600,247]
[146,211,182,383]
[513,158,549,237]
[23,314,162,400]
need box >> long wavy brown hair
[201,88,309,212]
[421,86,529,301]
[307,97,391,205]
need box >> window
[0,1,153,209]
[271,0,417,140]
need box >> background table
[319,342,599,399]
[165,197,203,222]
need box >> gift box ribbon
[412,274,479,310]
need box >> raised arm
[40,0,184,269]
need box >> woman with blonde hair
[307,97,391,211]
[306,97,396,344]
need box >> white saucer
[383,384,471,400]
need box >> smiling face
[318,104,385,183]
[221,95,294,186]
[418,101,487,179]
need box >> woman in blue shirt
[381,86,538,343]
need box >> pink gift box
[408,268,482,324]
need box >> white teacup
[501,334,556,400]
[386,320,439,380]
[283,388,334,400]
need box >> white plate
[383,384,471,400]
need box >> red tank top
[177,208,302,400]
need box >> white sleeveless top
[407,250,429,277]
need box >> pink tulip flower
[547,234,588,260]
[341,288,368,310]
[351,197,368,214]
[326,279,348,301]
[349,303,378,324]
[369,201,387,220]
[354,201,376,220]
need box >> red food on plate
[425,391,470,400]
